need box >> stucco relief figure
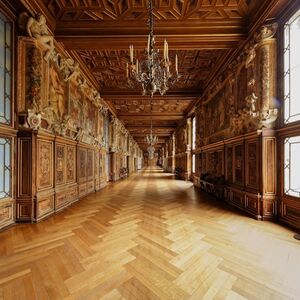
[26,14,54,61]
[246,92,258,116]
[245,45,257,69]
[63,59,80,82]
[49,64,65,120]
[254,23,278,42]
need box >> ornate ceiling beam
[126,125,175,129]
[118,115,182,121]
[104,93,197,101]
[55,19,246,35]
[56,35,243,51]
[131,133,171,136]
[118,113,184,117]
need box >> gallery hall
[0,0,300,299]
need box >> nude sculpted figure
[26,14,54,61]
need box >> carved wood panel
[37,140,53,191]
[87,149,94,180]
[245,139,259,191]
[0,201,14,228]
[78,147,87,183]
[37,195,54,219]
[55,143,65,185]
[66,145,76,183]
[233,143,244,186]
[225,145,233,184]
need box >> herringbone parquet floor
[1,168,300,300]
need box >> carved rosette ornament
[26,109,42,130]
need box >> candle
[126,62,129,78]
[166,41,169,61]
[164,40,167,60]
[129,45,133,63]
[175,54,178,74]
[136,59,139,73]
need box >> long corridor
[0,168,300,300]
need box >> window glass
[284,136,300,198]
[0,137,11,199]
[192,117,196,150]
[284,9,300,123]
[0,12,11,125]
[192,154,196,174]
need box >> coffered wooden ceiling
[77,49,224,92]
[22,0,278,150]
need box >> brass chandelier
[126,0,179,96]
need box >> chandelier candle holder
[126,0,179,97]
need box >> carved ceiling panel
[123,119,179,127]
[108,99,191,114]
[77,49,224,93]
[44,0,250,22]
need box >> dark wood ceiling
[77,49,225,93]
[21,0,281,150]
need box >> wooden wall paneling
[66,143,78,204]
[261,129,277,220]
[77,145,87,198]
[233,142,245,187]
[35,133,55,221]
[16,132,33,222]
[54,136,78,212]
[94,149,100,191]
[225,145,234,184]
[228,186,245,211]
[245,192,262,219]
[0,128,16,228]
[100,149,108,188]
[280,196,300,230]
[175,153,188,180]
[0,198,14,228]
[86,148,95,194]
[193,150,201,187]
[245,137,260,192]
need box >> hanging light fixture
[126,0,179,97]
[145,97,157,159]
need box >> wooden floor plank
[0,167,299,299]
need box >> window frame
[278,3,300,203]
[0,3,15,203]
[282,8,300,125]
[278,3,300,128]
[0,5,14,128]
